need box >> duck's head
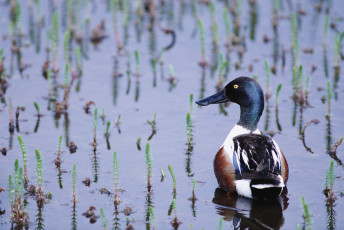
[196,76,264,130]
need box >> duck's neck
[237,102,264,131]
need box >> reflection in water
[210,43,218,78]
[199,68,206,100]
[264,101,270,131]
[113,204,120,230]
[36,204,45,230]
[64,113,70,147]
[298,105,304,136]
[185,114,194,177]
[323,48,329,78]
[34,117,40,133]
[249,0,258,41]
[275,107,282,132]
[71,202,77,230]
[326,116,332,152]
[333,66,340,100]
[213,188,287,230]
[91,147,98,183]
[135,77,140,102]
[326,200,336,230]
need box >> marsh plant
[104,121,111,138]
[198,19,207,67]
[113,151,121,205]
[17,135,28,185]
[9,160,29,227]
[264,60,271,100]
[147,113,157,140]
[324,160,336,202]
[148,205,156,230]
[55,136,62,168]
[34,101,42,117]
[92,107,98,148]
[35,149,45,204]
[327,81,331,119]
[72,164,77,203]
[168,165,177,196]
[301,196,311,230]
[100,208,107,230]
[145,143,153,192]
[170,198,181,229]
[9,96,14,133]
[275,84,282,110]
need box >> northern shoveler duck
[196,76,288,199]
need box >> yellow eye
[234,84,239,89]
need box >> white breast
[221,124,260,164]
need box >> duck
[196,76,288,199]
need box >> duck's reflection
[212,188,288,230]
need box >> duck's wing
[232,134,283,181]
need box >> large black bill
[195,90,229,106]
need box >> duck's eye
[233,84,239,89]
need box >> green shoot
[327,80,331,118]
[115,114,121,126]
[217,60,228,90]
[64,63,69,88]
[264,60,270,98]
[72,164,76,202]
[64,31,70,62]
[276,84,282,109]
[135,50,139,74]
[160,169,165,181]
[189,94,194,114]
[323,14,329,48]
[148,205,155,229]
[198,19,206,65]
[191,179,197,201]
[299,65,304,104]
[186,113,192,145]
[47,69,52,97]
[224,7,231,46]
[219,217,223,230]
[113,151,120,204]
[325,160,335,191]
[301,196,311,230]
[18,135,28,184]
[168,64,175,77]
[93,107,98,147]
[52,10,58,71]
[290,12,299,66]
[100,208,107,230]
[58,136,62,152]
[152,58,157,75]
[35,148,44,201]
[145,143,152,190]
[105,121,111,137]
[168,165,176,195]
[136,137,141,147]
[34,101,41,116]
[9,174,13,210]
[147,113,157,132]
[75,46,82,73]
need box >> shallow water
[0,0,344,229]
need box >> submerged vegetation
[0,0,344,229]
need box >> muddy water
[0,1,344,229]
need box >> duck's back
[214,131,288,199]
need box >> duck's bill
[195,90,230,106]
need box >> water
[0,0,344,229]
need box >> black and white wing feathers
[232,134,282,180]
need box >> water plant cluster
[0,0,344,229]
